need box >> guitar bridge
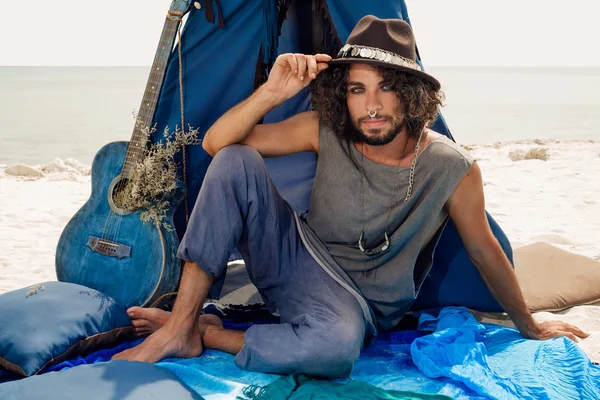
[87,237,132,259]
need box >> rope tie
[175,16,190,225]
[165,9,190,225]
[167,10,184,19]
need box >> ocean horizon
[1,66,599,165]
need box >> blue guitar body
[55,0,194,307]
[56,142,183,307]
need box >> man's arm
[240,110,319,157]
[202,53,330,157]
[445,162,589,341]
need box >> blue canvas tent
[152,0,513,309]
[154,0,456,221]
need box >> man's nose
[365,92,383,114]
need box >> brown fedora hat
[329,15,440,90]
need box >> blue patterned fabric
[0,360,203,400]
[411,307,600,399]
[0,281,132,377]
[3,306,598,399]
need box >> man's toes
[134,327,152,337]
[132,319,148,328]
[129,307,170,326]
[127,306,144,318]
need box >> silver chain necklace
[357,127,425,256]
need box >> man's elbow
[466,236,505,270]
[202,139,216,157]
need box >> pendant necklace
[357,119,425,259]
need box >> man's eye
[381,85,393,91]
[349,88,364,94]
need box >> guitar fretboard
[122,16,182,177]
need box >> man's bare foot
[112,321,204,363]
[128,306,224,337]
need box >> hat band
[337,44,422,72]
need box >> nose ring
[368,110,377,118]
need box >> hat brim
[328,58,440,90]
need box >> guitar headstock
[169,0,194,15]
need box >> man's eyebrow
[347,80,392,86]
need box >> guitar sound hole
[108,175,132,216]
[112,178,130,204]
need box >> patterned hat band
[336,44,422,72]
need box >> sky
[0,0,598,67]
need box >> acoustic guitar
[56,0,194,308]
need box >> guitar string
[111,125,145,242]
[112,126,150,243]
[108,103,154,242]
[111,15,181,243]
[107,12,182,243]
[106,15,181,243]
[102,69,159,242]
[101,26,158,241]
[102,93,147,241]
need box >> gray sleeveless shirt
[295,123,474,333]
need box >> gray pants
[178,145,366,378]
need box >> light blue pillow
[0,281,132,377]
[0,360,203,399]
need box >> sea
[0,66,599,166]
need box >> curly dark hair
[312,64,444,140]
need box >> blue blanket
[2,307,599,399]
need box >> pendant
[358,231,390,256]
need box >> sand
[1,140,599,362]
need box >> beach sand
[1,139,599,362]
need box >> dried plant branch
[114,122,200,230]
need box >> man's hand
[263,53,331,102]
[521,320,590,342]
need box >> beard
[347,113,405,146]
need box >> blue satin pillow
[0,360,203,399]
[0,281,132,377]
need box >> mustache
[358,115,393,124]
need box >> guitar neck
[122,15,182,177]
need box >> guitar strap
[167,10,191,226]
[148,10,192,310]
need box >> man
[114,16,587,377]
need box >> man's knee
[235,316,364,378]
[300,322,363,378]
[204,144,265,186]
[212,144,262,169]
